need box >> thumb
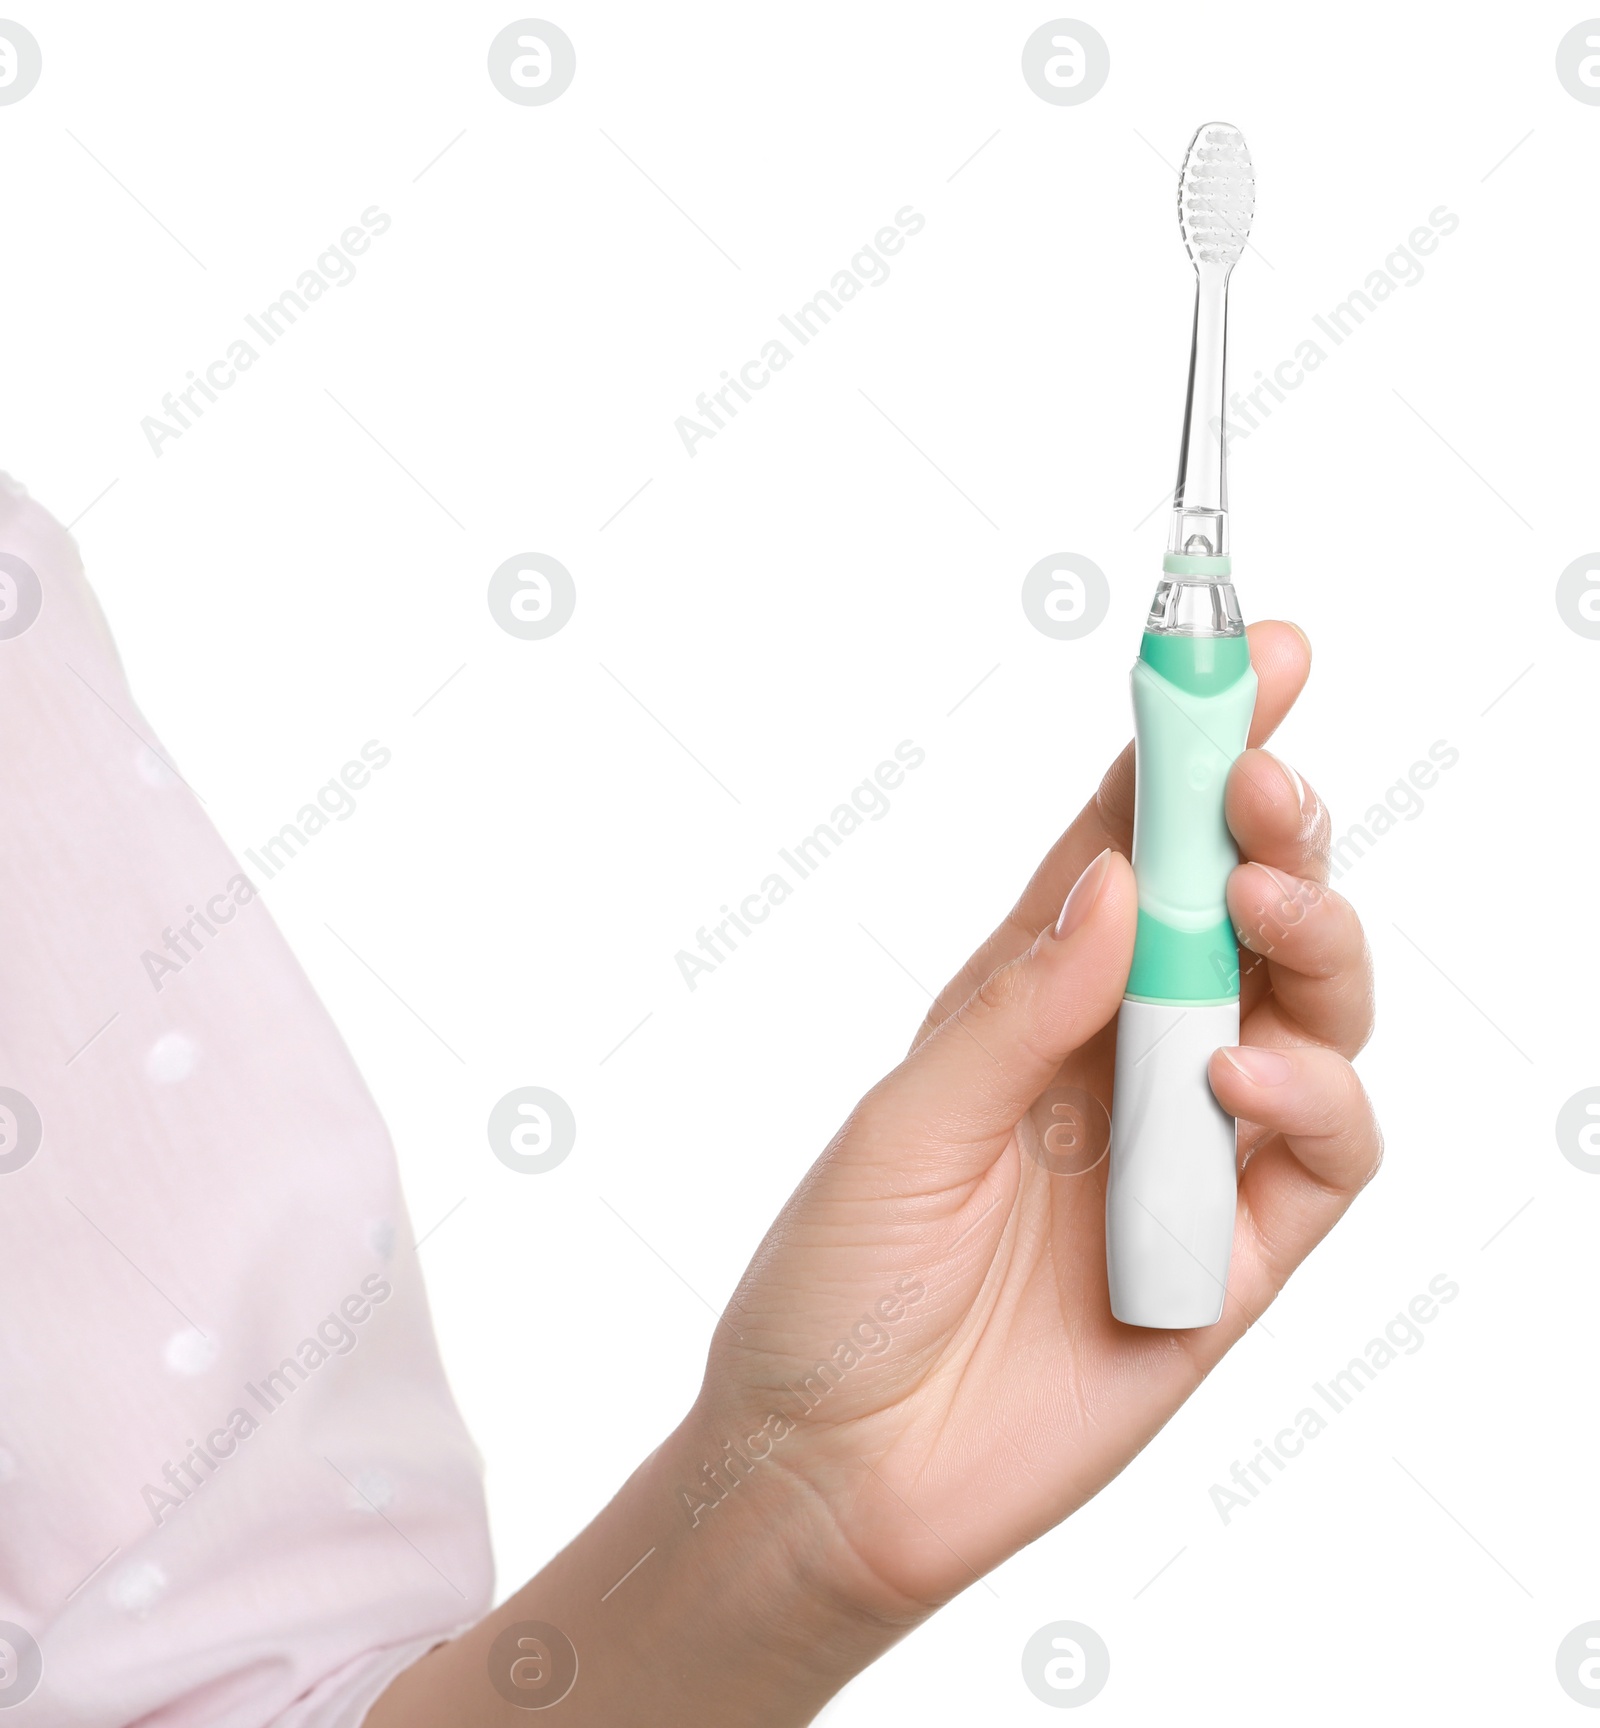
[875,848,1135,1158]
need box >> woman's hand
[693,619,1379,1624]
[368,619,1379,1727]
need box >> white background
[8,0,1597,1720]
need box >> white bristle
[1178,122,1254,271]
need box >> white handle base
[1106,998,1239,1329]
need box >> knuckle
[1300,798,1333,876]
[1249,873,1325,958]
[1363,1122,1386,1187]
[841,1081,901,1154]
[963,956,1059,1074]
[1094,747,1136,837]
[1332,1065,1382,1180]
[971,956,1028,1025]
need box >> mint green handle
[1124,633,1257,1004]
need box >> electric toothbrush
[1105,122,1259,1330]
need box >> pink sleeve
[0,475,492,1725]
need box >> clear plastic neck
[1169,272,1231,555]
[1145,576,1244,637]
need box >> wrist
[639,1398,918,1700]
[366,1403,915,1727]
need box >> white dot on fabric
[163,1329,217,1376]
[367,1219,395,1261]
[145,1032,198,1083]
[346,1468,395,1513]
[135,745,179,789]
[108,1560,168,1613]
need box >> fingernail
[1220,1045,1292,1086]
[1261,748,1307,814]
[1054,848,1113,939]
[1287,620,1313,664]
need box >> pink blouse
[0,474,492,1723]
